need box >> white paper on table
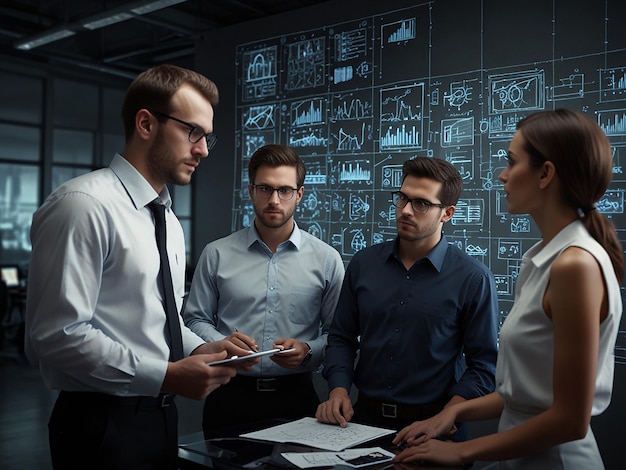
[239,417,395,452]
[281,447,395,468]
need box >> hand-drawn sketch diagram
[232,1,626,360]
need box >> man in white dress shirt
[25,64,253,470]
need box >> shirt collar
[109,154,172,210]
[389,234,449,272]
[246,220,302,250]
[528,219,586,268]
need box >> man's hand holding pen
[193,331,261,371]
[218,329,260,370]
[231,328,258,352]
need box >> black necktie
[149,201,184,362]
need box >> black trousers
[202,373,319,438]
[49,391,178,470]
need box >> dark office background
[1,1,625,469]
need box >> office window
[0,164,39,264]
[0,68,195,266]
[0,71,42,124]
[53,129,94,165]
[172,184,191,217]
[172,184,192,263]
[0,124,40,162]
[53,79,97,129]
[179,218,191,264]
[102,88,125,134]
[102,133,125,164]
[51,167,92,192]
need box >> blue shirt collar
[389,234,449,272]
[246,220,302,251]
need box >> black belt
[229,372,313,392]
[357,394,445,421]
[59,390,175,408]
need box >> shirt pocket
[288,284,322,325]
[422,295,459,321]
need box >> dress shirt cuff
[182,328,207,356]
[186,322,227,343]
[448,382,480,401]
[327,374,353,395]
[130,355,168,397]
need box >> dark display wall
[195,1,626,467]
[228,0,626,345]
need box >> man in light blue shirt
[184,144,345,436]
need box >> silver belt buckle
[160,393,171,407]
[382,403,397,418]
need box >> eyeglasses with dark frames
[391,191,447,214]
[149,110,217,151]
[251,184,299,201]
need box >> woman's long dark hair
[518,109,624,282]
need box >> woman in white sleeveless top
[392,109,623,469]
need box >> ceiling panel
[0,0,330,80]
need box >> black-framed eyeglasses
[251,184,299,201]
[391,191,447,214]
[150,110,217,151]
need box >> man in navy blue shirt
[316,157,498,441]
